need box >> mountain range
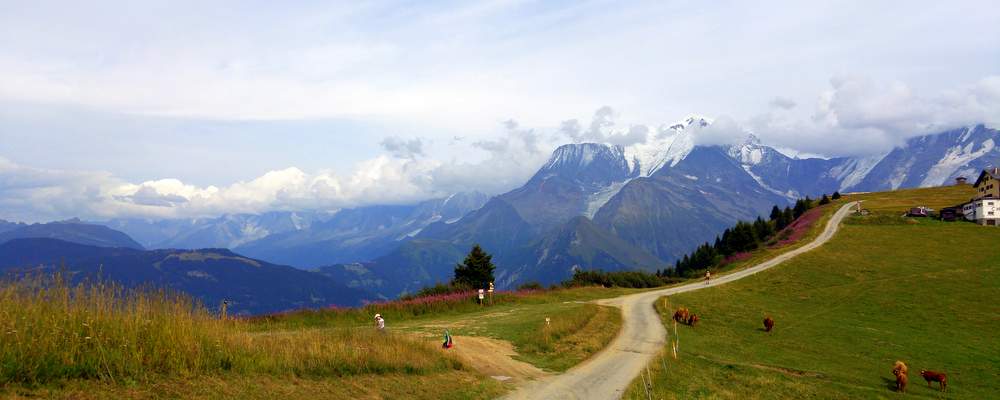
[0,237,366,315]
[6,120,997,303]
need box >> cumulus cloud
[0,118,560,222]
[690,116,745,146]
[559,106,650,147]
[380,136,425,159]
[748,75,1000,156]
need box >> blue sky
[1,0,998,221]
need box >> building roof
[973,167,1000,188]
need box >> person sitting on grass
[442,330,453,349]
[374,313,385,332]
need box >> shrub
[563,270,665,289]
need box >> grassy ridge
[626,186,1000,399]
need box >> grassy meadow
[0,272,636,398]
[625,185,1000,399]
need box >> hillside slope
[627,185,1000,399]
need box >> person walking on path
[704,270,711,285]
[374,313,385,332]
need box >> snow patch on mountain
[920,139,996,186]
[543,143,627,171]
[584,180,630,218]
[742,165,796,200]
[727,133,766,165]
[831,155,885,191]
[624,115,710,177]
[889,158,917,190]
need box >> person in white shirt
[374,313,385,331]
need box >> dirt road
[502,202,858,399]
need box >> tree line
[657,192,839,278]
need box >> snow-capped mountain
[328,121,999,297]
[87,119,1000,299]
[847,124,999,191]
[624,115,710,177]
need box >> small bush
[844,213,919,225]
[517,282,544,291]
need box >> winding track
[501,202,858,400]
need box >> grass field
[626,185,1000,399]
[0,273,633,399]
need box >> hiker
[704,270,712,284]
[374,313,385,331]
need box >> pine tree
[818,194,831,205]
[769,205,782,221]
[793,198,809,218]
[782,206,795,228]
[832,191,841,200]
[452,244,496,289]
[753,216,774,241]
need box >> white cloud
[0,119,559,222]
[559,106,650,147]
[749,75,1000,156]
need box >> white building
[963,168,1000,226]
[963,198,1000,225]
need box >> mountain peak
[538,143,632,179]
[726,132,769,166]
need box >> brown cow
[919,370,947,391]
[686,314,700,326]
[892,361,908,393]
[673,307,690,323]
[763,316,774,332]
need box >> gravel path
[501,202,858,399]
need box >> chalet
[963,168,1000,226]
[907,207,929,217]
[955,176,968,185]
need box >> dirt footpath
[443,335,548,384]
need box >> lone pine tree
[453,244,496,289]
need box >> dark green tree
[753,216,774,241]
[769,205,783,221]
[818,194,831,205]
[793,198,809,218]
[452,244,496,289]
[831,191,842,200]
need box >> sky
[1,0,999,222]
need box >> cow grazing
[763,316,774,332]
[673,307,690,323]
[892,361,908,392]
[919,370,947,391]
[686,314,700,326]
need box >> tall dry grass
[0,274,460,387]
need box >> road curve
[501,201,858,400]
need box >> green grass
[625,185,999,399]
[0,273,633,398]
[0,274,505,398]
[407,301,622,372]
